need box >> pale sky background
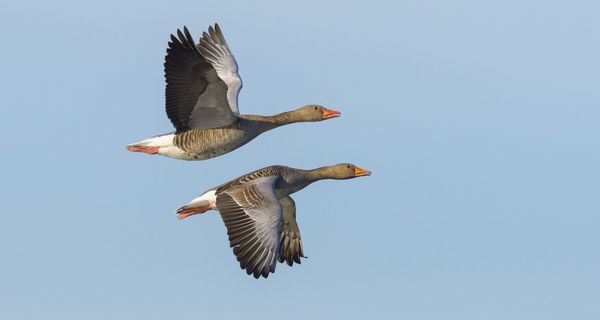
[1,0,599,319]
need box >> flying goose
[127,24,340,160]
[176,163,371,279]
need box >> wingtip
[176,28,184,41]
[168,33,177,45]
[183,26,192,38]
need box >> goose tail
[126,133,176,155]
[176,190,217,220]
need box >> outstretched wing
[164,25,239,132]
[197,24,242,115]
[216,176,282,279]
[278,196,306,266]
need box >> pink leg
[177,204,211,220]
[127,145,160,154]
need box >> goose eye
[314,106,318,110]
[347,165,351,169]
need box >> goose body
[127,24,340,160]
[176,164,371,279]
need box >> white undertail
[178,189,218,212]
[127,133,189,159]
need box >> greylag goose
[127,24,340,160]
[176,163,371,278]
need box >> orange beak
[322,107,341,120]
[354,166,371,177]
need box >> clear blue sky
[1,0,599,319]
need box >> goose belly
[173,128,254,160]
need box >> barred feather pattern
[206,164,363,279]
[172,123,249,160]
[169,113,302,160]
[217,166,288,192]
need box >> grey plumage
[217,176,281,279]
[165,25,238,131]
[199,164,370,278]
[278,196,305,266]
[128,24,340,161]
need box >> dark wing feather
[164,26,237,132]
[216,176,282,279]
[278,196,306,266]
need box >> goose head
[324,163,372,179]
[294,105,341,121]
